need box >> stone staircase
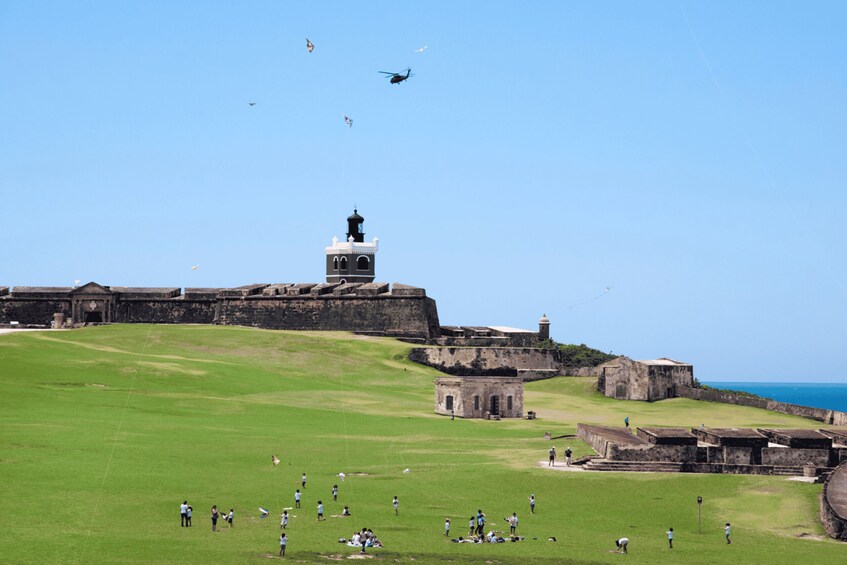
[772,465,803,476]
[582,459,683,473]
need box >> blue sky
[2,2,845,382]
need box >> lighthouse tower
[325,209,378,284]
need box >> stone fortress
[3,209,847,539]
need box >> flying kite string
[567,287,612,310]
[78,325,154,563]
[678,3,847,299]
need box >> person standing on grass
[509,513,518,536]
[476,510,486,536]
[548,446,556,466]
[281,510,288,530]
[444,518,450,536]
[468,516,475,537]
[725,523,731,544]
[279,532,287,556]
[615,537,629,554]
[529,495,535,514]
[301,473,307,488]
[317,501,325,521]
[180,501,188,527]
[393,496,399,515]
[624,416,629,429]
[565,447,572,466]
[295,489,301,508]
[332,484,338,502]
[226,508,234,527]
[667,527,673,548]
[186,505,192,527]
[211,505,219,532]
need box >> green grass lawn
[0,325,842,564]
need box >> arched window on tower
[333,257,339,271]
[340,257,347,270]
[356,256,370,271]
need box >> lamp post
[697,496,703,533]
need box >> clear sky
[2,2,845,382]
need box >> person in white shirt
[615,537,629,554]
[186,505,192,527]
[509,513,518,536]
[226,508,234,527]
[667,527,673,548]
[279,532,287,556]
[295,489,301,508]
[393,496,399,515]
[444,518,450,536]
[317,501,325,521]
[725,523,731,544]
[180,501,188,527]
[281,510,288,529]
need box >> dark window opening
[333,257,339,271]
[340,257,347,270]
[507,396,513,410]
[357,256,369,270]
[473,396,480,411]
[490,395,500,416]
[446,395,454,411]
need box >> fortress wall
[409,347,561,376]
[676,385,847,426]
[1,298,71,325]
[216,295,439,338]
[114,300,217,324]
[606,444,697,463]
[761,447,831,467]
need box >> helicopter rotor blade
[378,71,396,75]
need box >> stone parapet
[821,463,847,540]
[676,385,847,426]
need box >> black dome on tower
[347,209,365,242]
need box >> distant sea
[702,382,847,413]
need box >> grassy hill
[0,325,842,564]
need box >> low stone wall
[761,447,831,468]
[607,443,697,463]
[821,463,847,540]
[676,385,847,426]
[681,462,801,475]
[409,347,561,377]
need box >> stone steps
[582,460,683,473]
[773,466,803,476]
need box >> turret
[538,314,550,340]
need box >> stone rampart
[114,299,217,324]
[216,294,439,338]
[761,447,831,467]
[408,347,561,377]
[676,385,847,426]
[0,282,440,338]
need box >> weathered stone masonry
[0,281,440,339]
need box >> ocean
[702,382,847,414]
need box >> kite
[248,102,256,107]
[272,454,281,466]
[306,38,314,53]
[402,468,410,474]
[337,472,346,482]
[259,507,269,518]
[414,46,428,53]
[344,115,353,128]
[567,286,612,309]
[191,265,199,271]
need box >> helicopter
[379,68,413,84]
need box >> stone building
[434,376,523,419]
[597,356,693,401]
[325,209,378,284]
